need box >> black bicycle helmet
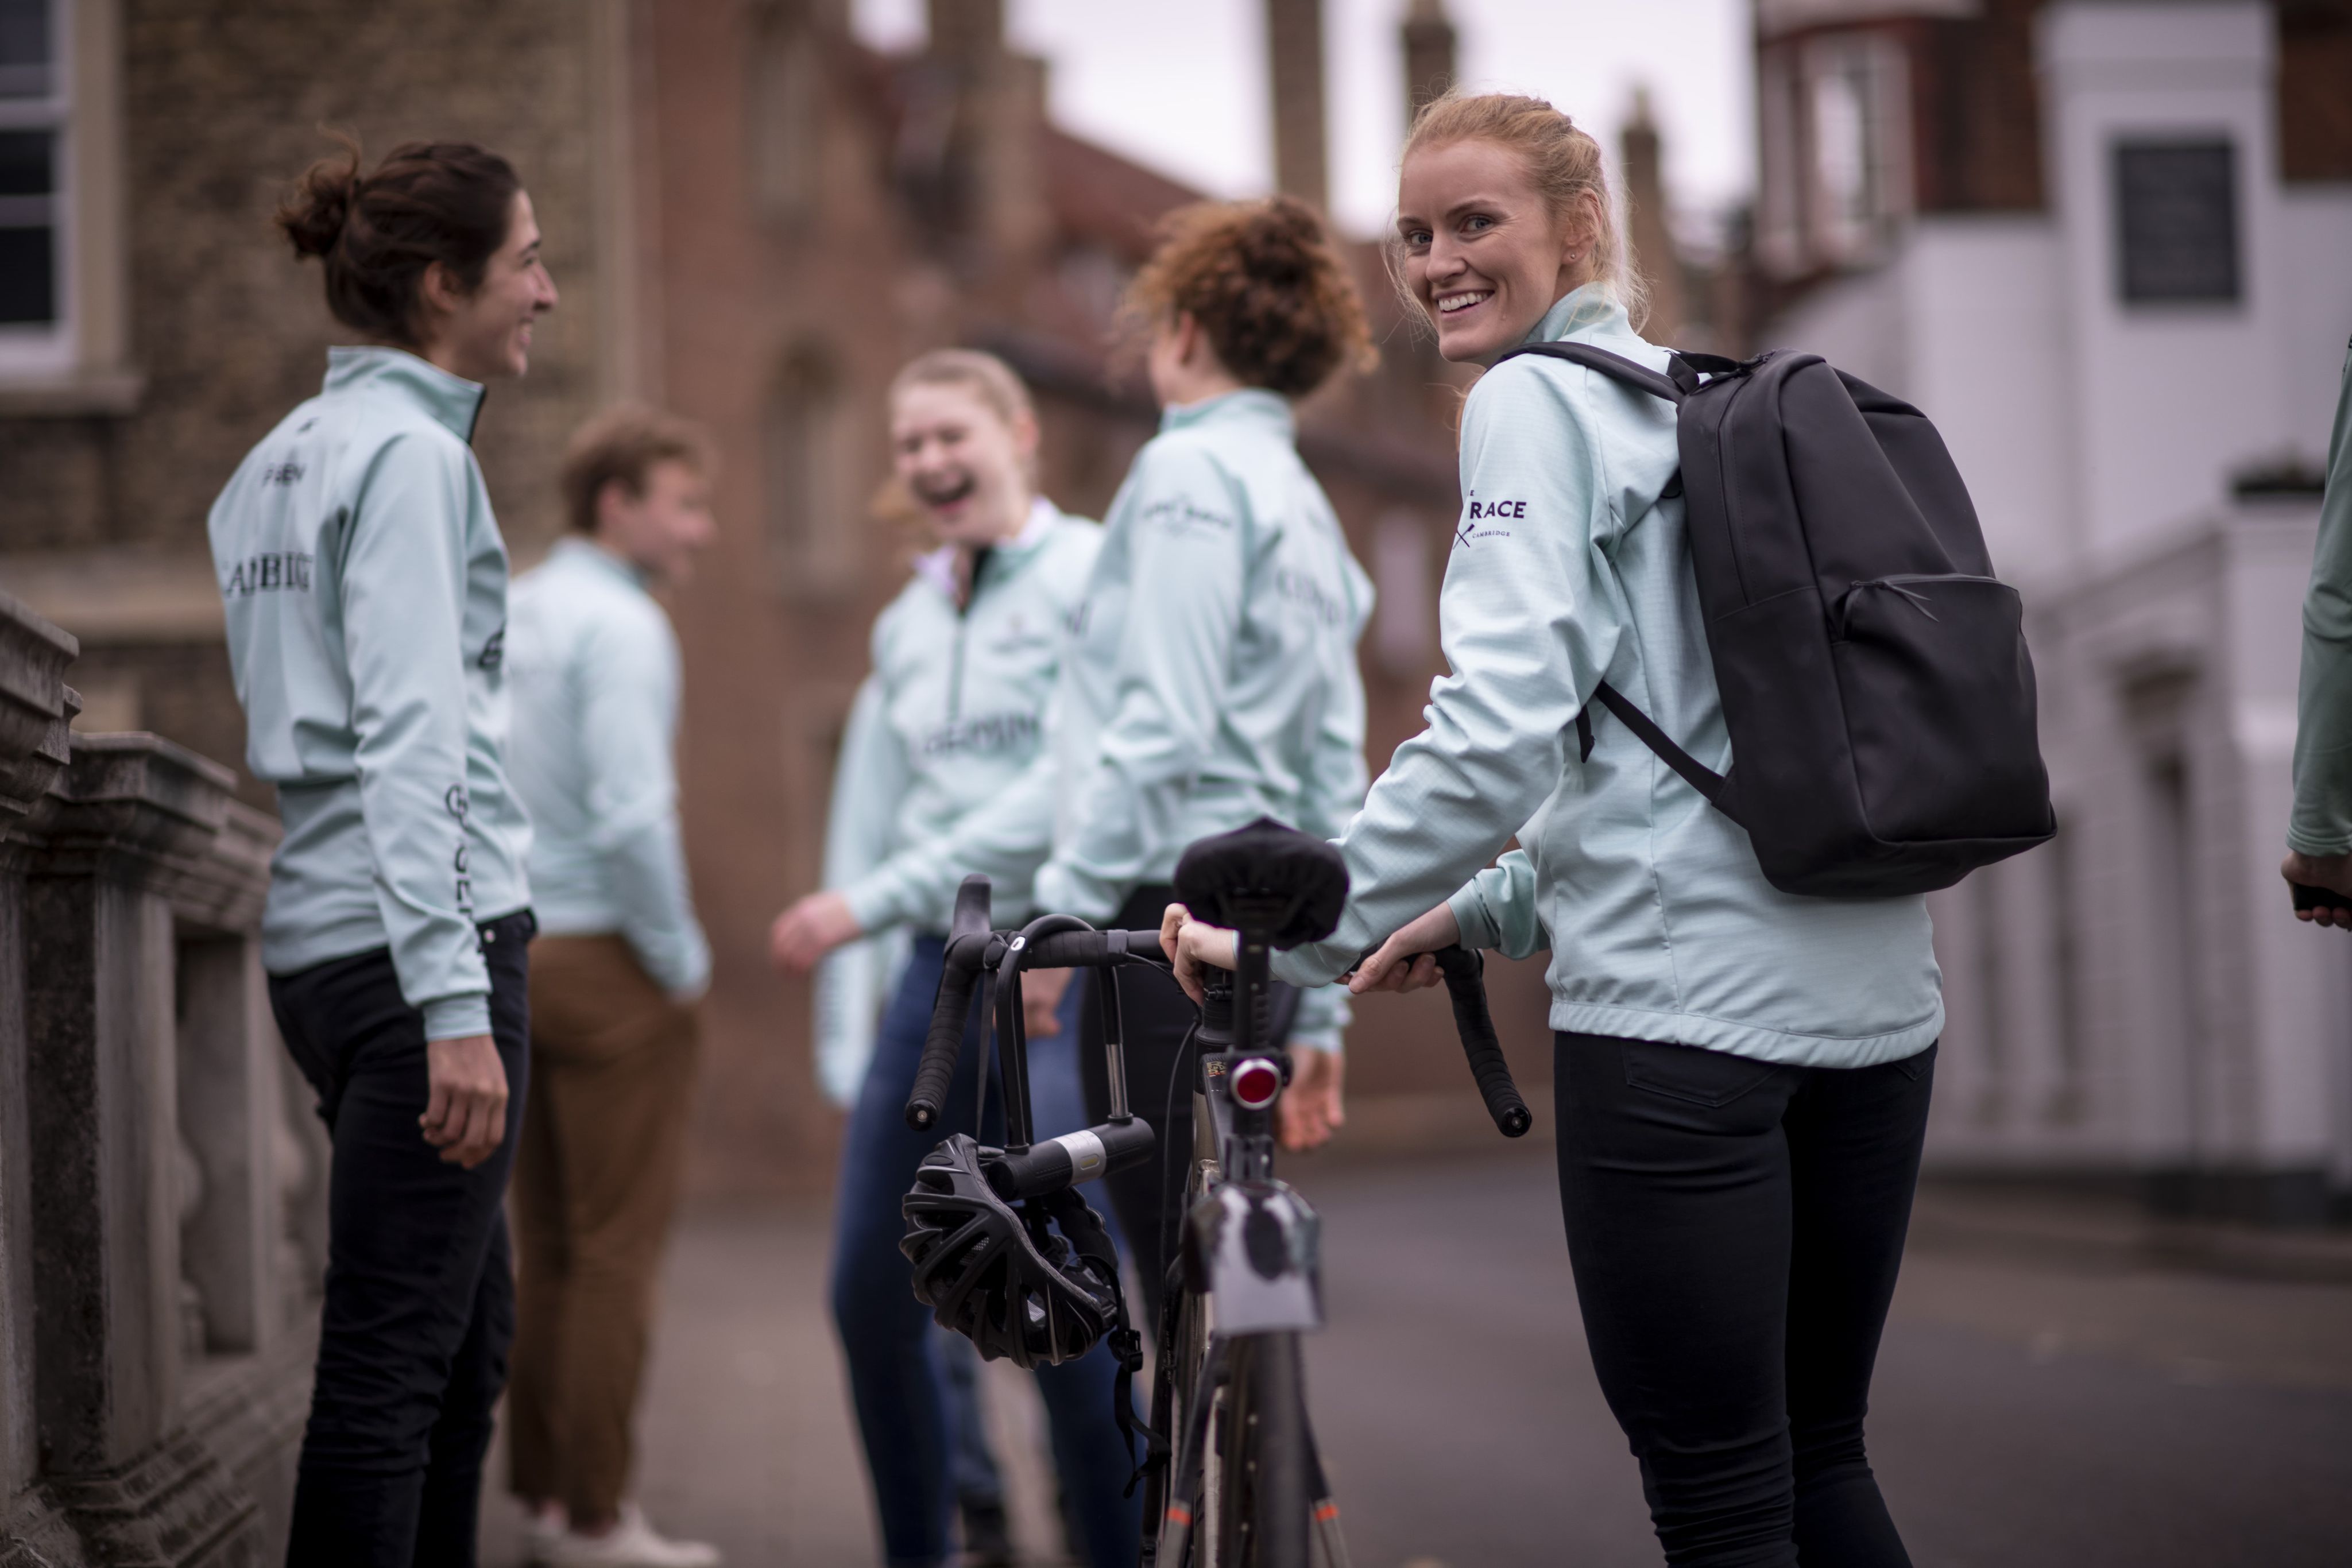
[901,1134,1121,1368]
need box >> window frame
[0,0,72,375]
[0,0,135,413]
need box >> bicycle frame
[902,853,1533,1567]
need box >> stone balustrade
[2,592,324,1566]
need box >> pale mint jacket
[506,539,710,999]
[2289,338,2352,855]
[1031,390,1374,1054]
[1276,289,1943,1068]
[208,347,531,1040]
[812,501,1101,1102]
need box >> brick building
[1,0,1561,1197]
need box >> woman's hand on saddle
[1159,902,1237,1005]
[769,891,864,974]
[1348,903,1460,993]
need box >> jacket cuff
[1448,883,1503,951]
[841,868,916,935]
[422,993,492,1041]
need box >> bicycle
[899,820,1531,1567]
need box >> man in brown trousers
[504,408,719,1567]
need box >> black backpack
[1495,342,2055,898]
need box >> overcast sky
[852,0,1756,242]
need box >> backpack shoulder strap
[1493,342,1684,405]
[1588,682,1743,828]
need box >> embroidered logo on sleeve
[1452,491,1526,547]
[1140,497,1236,534]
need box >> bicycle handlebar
[904,923,1171,1132]
[904,880,1531,1141]
[1429,946,1533,1138]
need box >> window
[1755,50,1804,274]
[0,0,133,405]
[2113,139,2239,305]
[749,7,822,224]
[765,345,858,601]
[1753,30,1912,278]
[1802,32,1909,264]
[0,0,64,358]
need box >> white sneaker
[542,1504,721,1567]
[525,1503,568,1564]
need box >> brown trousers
[507,935,701,1522]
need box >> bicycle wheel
[1214,1332,1312,1568]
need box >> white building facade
[1759,0,2352,1219]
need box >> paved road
[481,1148,2352,1566]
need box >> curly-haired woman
[1020,194,1378,1313]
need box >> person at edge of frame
[935,194,1380,1325]
[207,137,554,1568]
[501,406,723,1568]
[767,350,1140,1568]
[1166,91,1943,1568]
[2283,334,2352,930]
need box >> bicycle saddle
[1172,817,1349,947]
[901,1133,1121,1368]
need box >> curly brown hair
[1119,195,1375,397]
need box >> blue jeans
[830,936,1143,1567]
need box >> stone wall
[1,593,328,1565]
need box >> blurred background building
[0,0,1564,1209]
[0,0,2345,1209]
[1740,0,2352,1221]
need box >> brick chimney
[1620,86,1686,342]
[1401,0,1456,131]
[1265,0,1329,210]
[927,0,1003,63]
[919,0,1047,291]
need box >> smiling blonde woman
[1169,91,1941,1568]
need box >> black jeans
[269,909,534,1568]
[1554,1031,1935,1568]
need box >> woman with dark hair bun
[207,138,555,1568]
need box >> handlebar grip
[1432,946,1532,1138]
[907,878,996,1132]
[1019,930,1171,970]
[906,935,988,1132]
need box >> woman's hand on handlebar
[769,891,864,974]
[1349,903,1461,994]
[1159,903,1237,1005]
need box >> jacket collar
[547,535,651,593]
[912,497,1065,604]
[322,346,488,444]
[1522,282,1634,349]
[1156,387,1294,442]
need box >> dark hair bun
[276,144,360,260]
[273,135,522,344]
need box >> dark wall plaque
[2113,139,2240,305]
